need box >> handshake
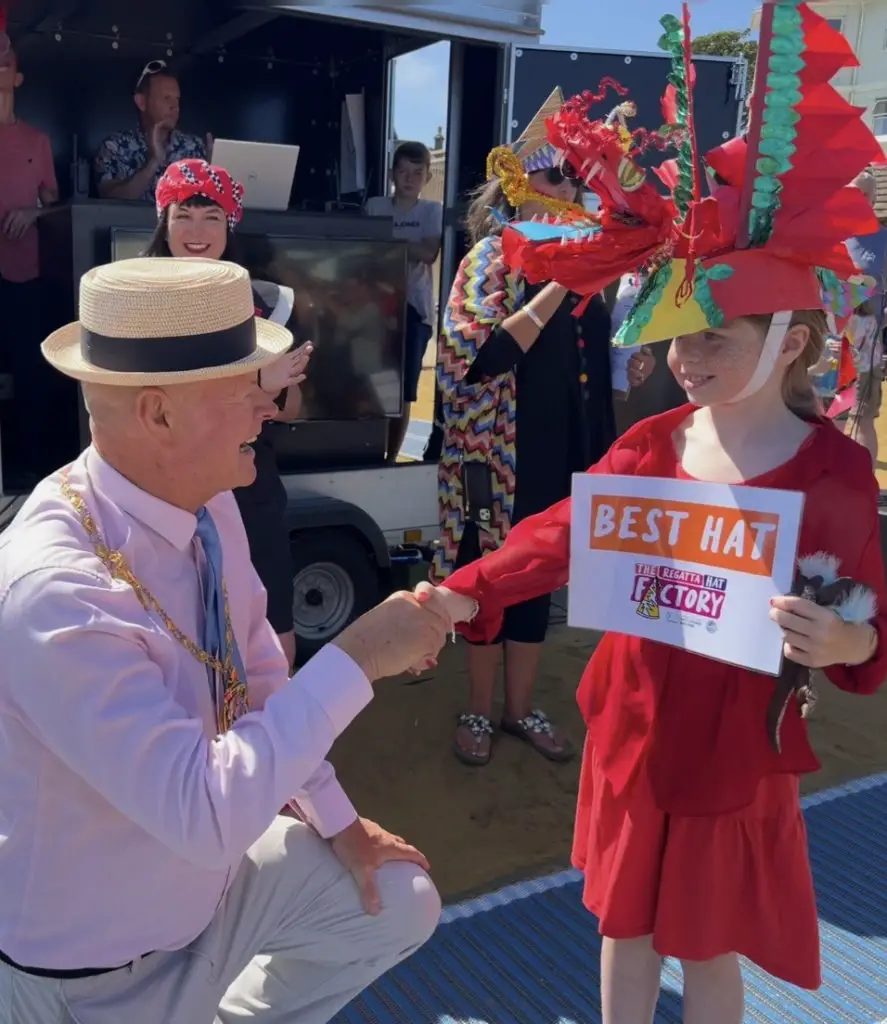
[331,583,478,682]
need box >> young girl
[416,4,887,1020]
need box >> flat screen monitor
[241,235,406,421]
[109,230,407,420]
[111,228,153,262]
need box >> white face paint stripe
[726,310,793,404]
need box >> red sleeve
[824,485,887,695]
[443,423,649,643]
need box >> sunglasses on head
[544,166,583,189]
[136,59,167,90]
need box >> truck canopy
[242,1,547,44]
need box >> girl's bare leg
[600,935,662,1024]
[681,952,744,1024]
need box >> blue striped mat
[333,772,887,1023]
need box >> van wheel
[290,530,380,662]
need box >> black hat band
[80,317,257,373]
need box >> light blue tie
[195,508,248,726]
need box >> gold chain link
[60,470,249,731]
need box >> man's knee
[374,862,441,959]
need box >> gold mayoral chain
[60,471,250,733]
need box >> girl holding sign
[414,5,887,1022]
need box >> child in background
[365,142,443,461]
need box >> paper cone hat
[509,86,565,173]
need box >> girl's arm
[774,451,887,695]
[823,502,887,695]
[440,495,573,643]
[436,424,649,643]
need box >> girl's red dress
[443,404,887,989]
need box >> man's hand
[2,207,38,241]
[149,121,172,163]
[333,590,450,682]
[331,817,430,915]
[260,342,312,395]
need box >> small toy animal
[766,553,877,753]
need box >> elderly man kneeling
[0,258,448,1024]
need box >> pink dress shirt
[0,448,372,970]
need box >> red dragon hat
[501,1,884,347]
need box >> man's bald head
[82,374,276,512]
[81,383,141,431]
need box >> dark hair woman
[149,159,310,670]
[431,90,655,767]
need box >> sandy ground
[331,623,887,902]
[330,374,887,902]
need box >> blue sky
[393,0,760,144]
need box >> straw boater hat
[41,257,292,386]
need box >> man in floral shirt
[94,60,208,202]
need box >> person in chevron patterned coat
[430,88,654,768]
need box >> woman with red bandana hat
[149,158,310,670]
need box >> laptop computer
[210,139,300,212]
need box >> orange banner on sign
[589,495,779,577]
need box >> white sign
[568,474,804,674]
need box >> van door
[505,44,745,157]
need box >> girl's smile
[680,372,715,392]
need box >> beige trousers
[0,817,441,1024]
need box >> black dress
[232,287,294,635]
[455,287,616,644]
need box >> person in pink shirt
[0,34,59,487]
[0,256,448,1022]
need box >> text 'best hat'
[41,258,292,386]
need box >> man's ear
[14,71,23,88]
[134,92,147,114]
[134,387,173,441]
